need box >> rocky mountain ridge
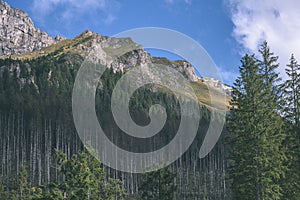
[0,1,231,102]
[0,0,64,56]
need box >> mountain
[0,1,231,110]
[0,1,229,199]
[0,0,64,56]
[0,27,231,110]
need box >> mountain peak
[81,30,94,36]
[0,0,56,56]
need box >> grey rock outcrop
[171,61,198,82]
[200,77,233,96]
[0,0,58,56]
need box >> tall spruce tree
[282,54,300,126]
[227,54,263,199]
[281,54,300,199]
[228,42,286,200]
[256,41,286,200]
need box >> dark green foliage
[0,149,127,199]
[51,148,127,200]
[0,56,76,116]
[227,54,263,199]
[138,166,177,200]
[228,42,287,200]
[281,54,300,125]
[280,54,300,199]
[0,165,43,200]
[256,41,286,200]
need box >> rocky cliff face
[0,0,63,56]
[73,31,199,83]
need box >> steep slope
[0,0,63,56]
[2,29,231,110]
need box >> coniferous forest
[0,38,299,199]
[227,41,300,200]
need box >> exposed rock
[171,61,198,82]
[0,0,56,56]
[109,49,152,73]
[54,35,66,42]
[200,77,232,96]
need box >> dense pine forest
[227,42,300,200]
[0,49,227,199]
[0,37,299,199]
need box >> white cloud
[226,0,300,78]
[32,0,119,25]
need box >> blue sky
[5,0,300,85]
